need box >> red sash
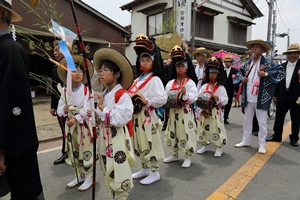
[205,83,219,93]
[115,88,133,137]
[170,78,190,91]
[127,74,154,94]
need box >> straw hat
[223,55,233,62]
[282,43,300,55]
[93,48,134,90]
[191,47,211,57]
[0,0,22,22]
[245,38,272,52]
[57,55,94,84]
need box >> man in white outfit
[191,47,211,91]
[233,38,285,154]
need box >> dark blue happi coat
[234,56,285,110]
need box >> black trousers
[224,95,233,120]
[5,145,43,200]
[273,97,300,141]
[57,116,66,155]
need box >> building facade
[121,0,263,64]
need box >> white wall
[126,0,255,64]
[196,0,252,47]
[125,0,174,65]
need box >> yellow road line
[206,122,291,200]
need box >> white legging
[242,102,268,147]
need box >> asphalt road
[1,106,299,200]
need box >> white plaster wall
[196,2,253,49]
[125,0,255,63]
[125,0,174,65]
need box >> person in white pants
[233,38,285,154]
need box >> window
[228,22,247,45]
[148,8,173,36]
[195,13,214,40]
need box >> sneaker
[132,168,150,179]
[181,158,191,168]
[196,146,207,154]
[258,146,266,154]
[234,141,251,148]
[78,177,92,191]
[163,156,179,163]
[214,148,222,157]
[140,172,160,185]
[67,177,85,188]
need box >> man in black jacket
[0,1,44,199]
[223,55,238,124]
[266,43,300,147]
[50,41,74,165]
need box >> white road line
[38,146,61,154]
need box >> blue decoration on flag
[58,40,76,71]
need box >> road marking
[206,122,291,200]
[38,146,61,154]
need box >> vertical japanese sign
[176,0,192,41]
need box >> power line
[291,0,300,19]
[275,1,288,29]
[275,0,300,41]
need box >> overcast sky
[82,0,300,54]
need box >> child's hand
[63,105,69,114]
[97,93,104,105]
[136,91,148,105]
[87,109,91,117]
[181,86,186,95]
[67,117,76,127]
[87,109,97,117]
[201,111,209,118]
[97,93,104,111]
[212,94,219,102]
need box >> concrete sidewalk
[32,95,62,142]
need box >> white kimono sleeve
[145,77,167,108]
[181,79,198,104]
[97,93,133,127]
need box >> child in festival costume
[196,57,228,157]
[92,48,136,200]
[163,45,198,168]
[56,55,95,191]
[129,34,167,185]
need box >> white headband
[140,52,154,61]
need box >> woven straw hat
[93,48,134,90]
[223,55,233,62]
[0,0,22,22]
[191,47,211,57]
[245,38,272,52]
[282,43,300,55]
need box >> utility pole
[271,8,277,59]
[287,28,290,48]
[190,0,197,52]
[266,0,274,58]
